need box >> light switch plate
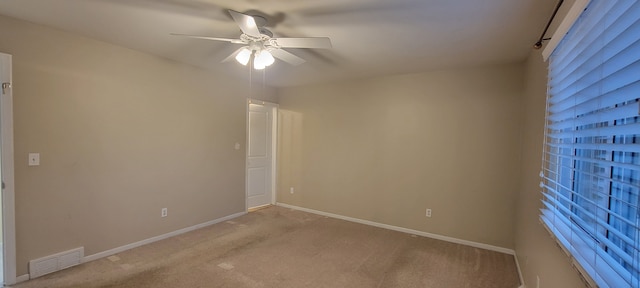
[28,153,40,166]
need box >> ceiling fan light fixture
[235,47,252,66]
[254,60,266,70]
[255,50,275,67]
[173,10,332,70]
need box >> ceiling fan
[172,10,332,70]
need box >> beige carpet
[11,206,520,288]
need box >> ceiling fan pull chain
[249,59,253,100]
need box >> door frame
[245,99,278,211]
[0,52,17,285]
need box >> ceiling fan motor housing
[258,27,273,38]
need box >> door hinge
[2,181,4,190]
[2,82,11,95]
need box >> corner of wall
[513,50,586,288]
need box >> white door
[247,103,275,209]
[0,52,16,285]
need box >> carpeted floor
[11,206,521,288]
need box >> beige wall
[277,64,524,249]
[513,0,587,286]
[0,15,275,276]
[513,52,587,287]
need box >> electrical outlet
[290,187,294,194]
[426,208,432,217]
[161,208,168,217]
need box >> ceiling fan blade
[170,33,245,44]
[222,47,248,63]
[228,10,261,38]
[270,49,306,66]
[272,37,332,49]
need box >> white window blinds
[540,0,640,287]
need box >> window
[540,0,640,287]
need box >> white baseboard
[514,254,526,288]
[16,274,30,283]
[16,206,523,285]
[15,211,247,283]
[276,202,516,255]
[83,211,246,262]
[277,202,527,287]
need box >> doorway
[246,100,277,210]
[0,52,16,285]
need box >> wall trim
[84,211,247,262]
[514,253,526,288]
[15,274,30,283]
[15,207,521,284]
[1,52,17,286]
[276,202,516,255]
[15,211,246,283]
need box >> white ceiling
[0,0,557,87]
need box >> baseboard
[14,211,248,284]
[514,254,526,288]
[15,206,519,285]
[16,274,30,283]
[83,211,246,262]
[276,202,516,255]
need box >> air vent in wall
[29,247,84,279]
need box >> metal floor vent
[29,247,84,279]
